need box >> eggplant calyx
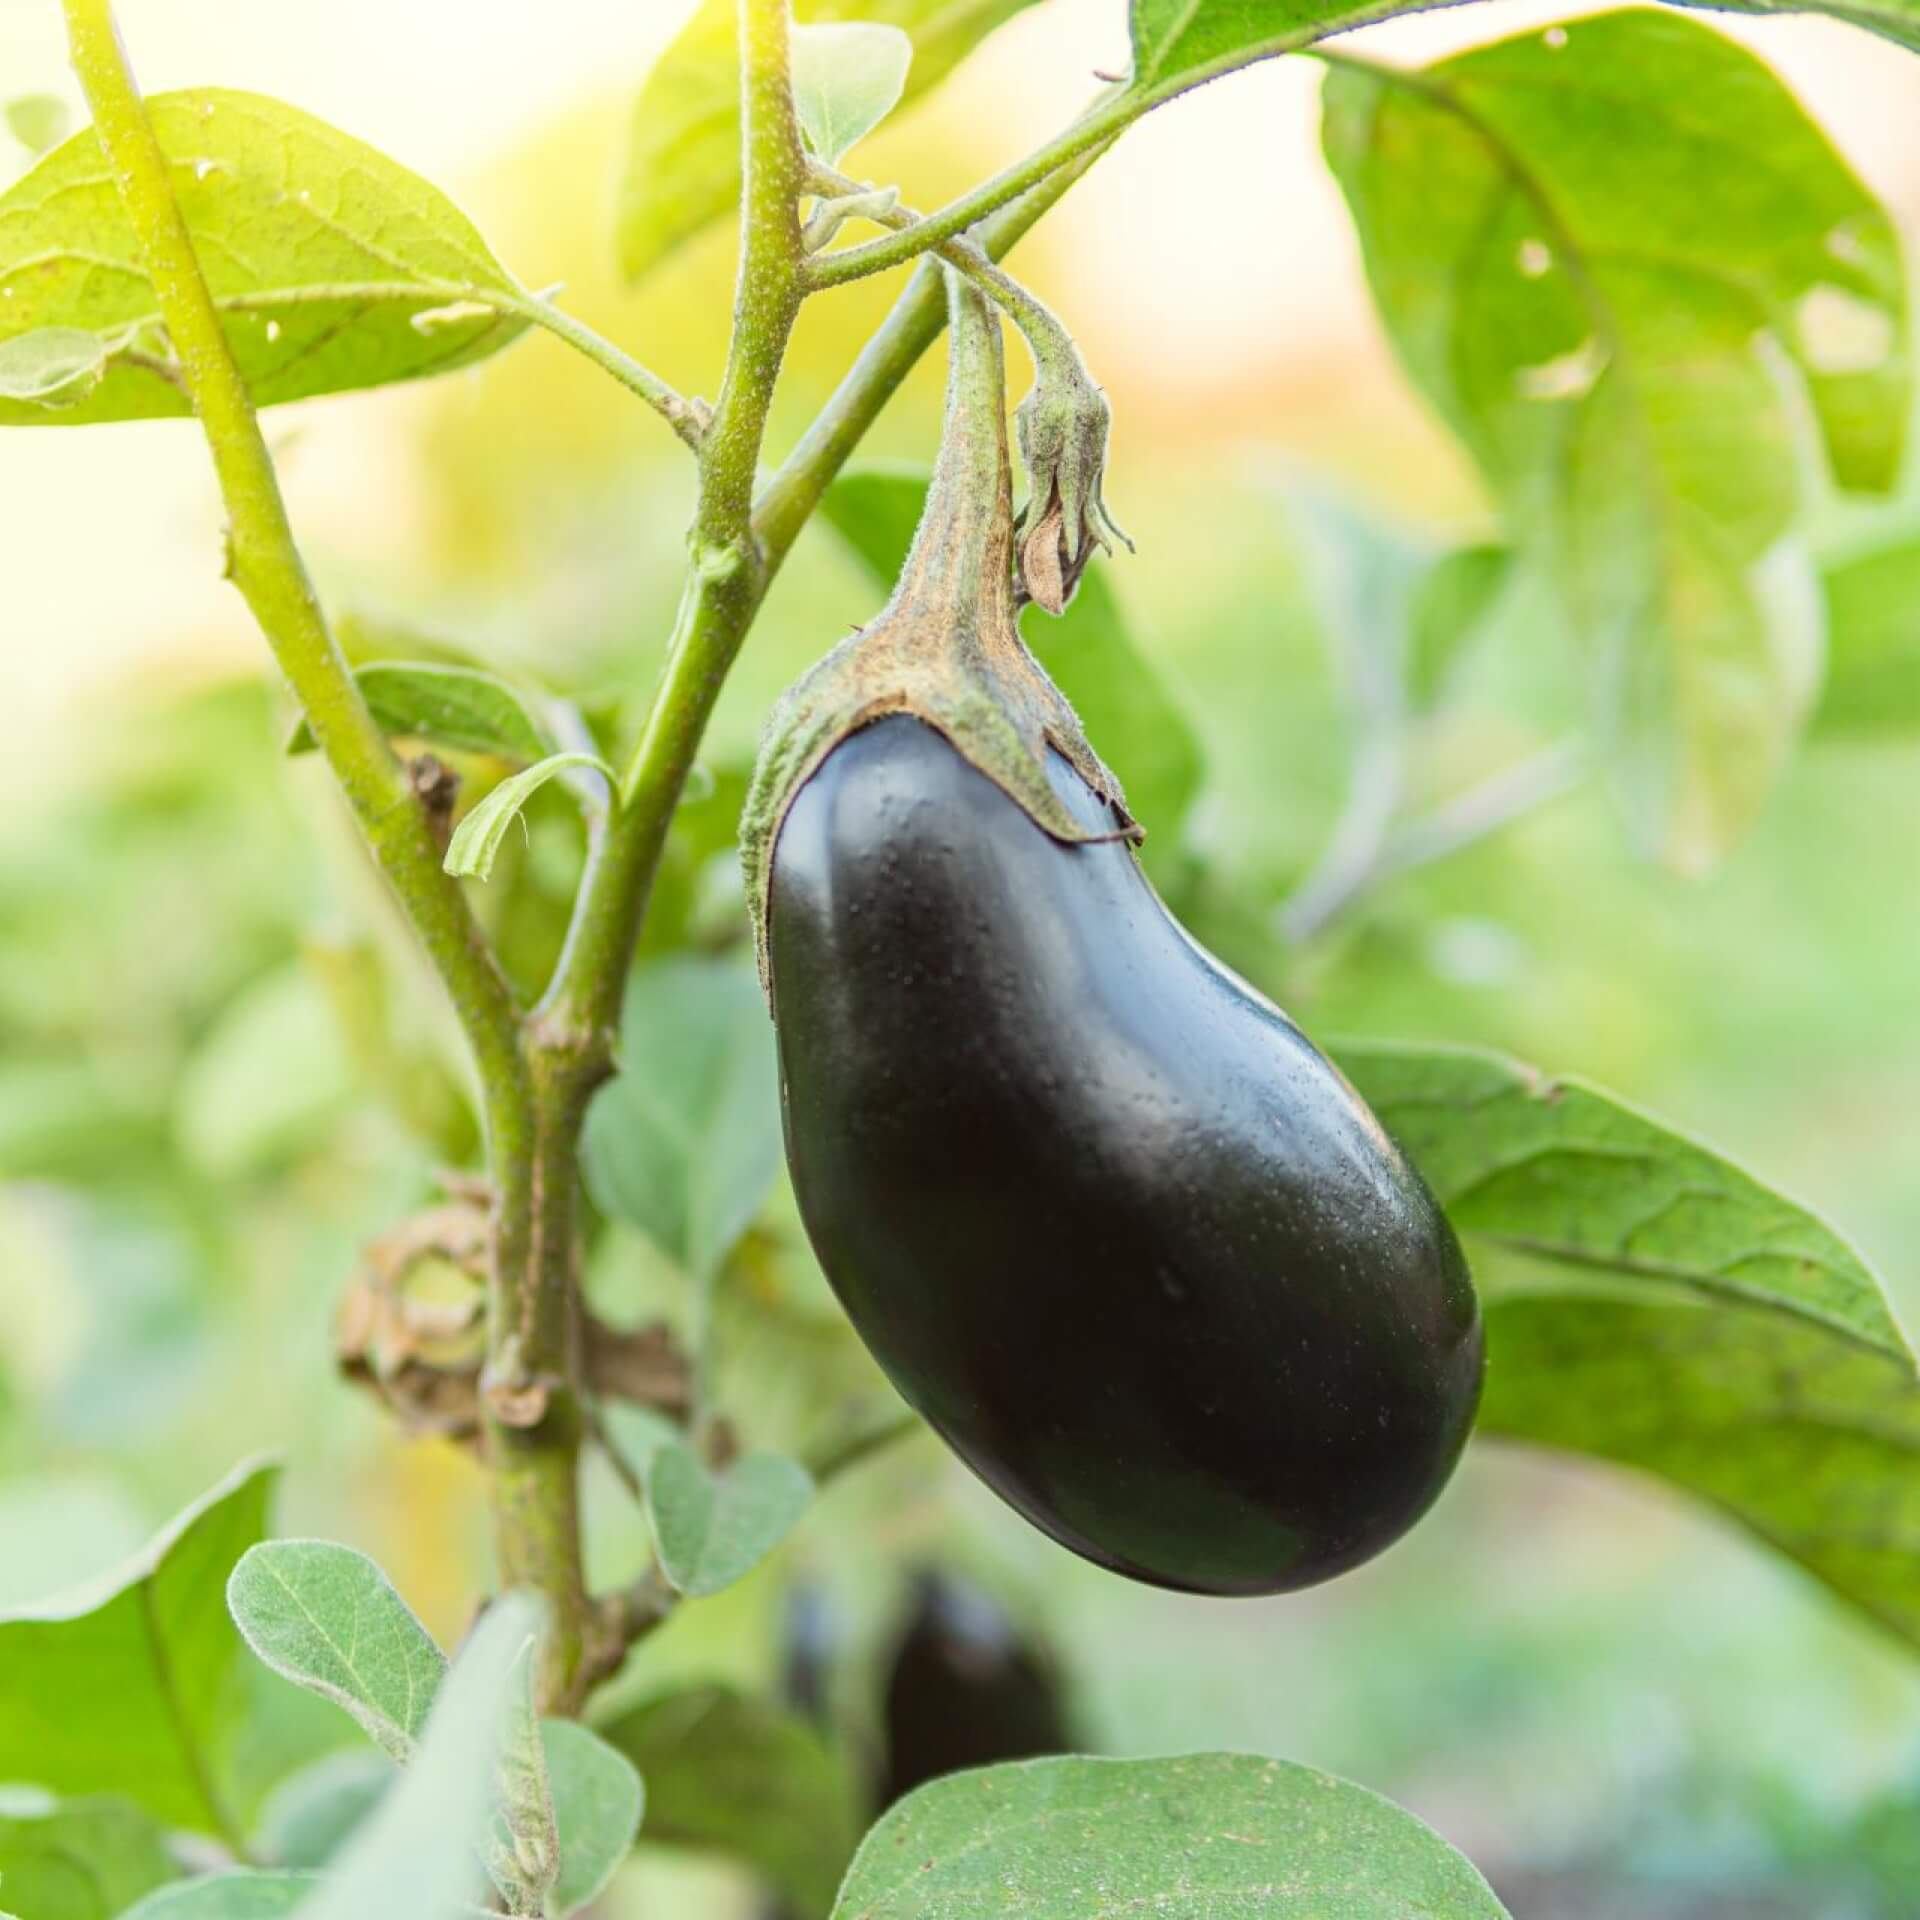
[741,271,1137,986]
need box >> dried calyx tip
[1014,357,1131,616]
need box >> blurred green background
[5,2,1920,1913]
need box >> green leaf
[227,1542,448,1765]
[442,753,613,884]
[792,24,914,165]
[1323,12,1907,871]
[1126,0,1920,111]
[616,0,1040,282]
[0,328,105,408]
[121,1875,319,1920]
[0,89,530,428]
[482,1642,558,1920]
[821,466,1204,851]
[596,1685,862,1920]
[646,1442,813,1598]
[0,1800,178,1919]
[1339,1041,1920,1650]
[830,1753,1509,1917]
[581,954,781,1280]
[174,964,355,1179]
[1816,536,1920,736]
[4,96,70,158]
[287,664,554,763]
[542,1721,644,1917]
[0,1461,276,1838]
[1409,544,1510,708]
[300,1593,542,1920]
[252,1752,391,1868]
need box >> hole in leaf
[1796,285,1892,374]
[1516,336,1606,401]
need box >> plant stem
[758,140,1112,566]
[804,92,1134,290]
[54,0,619,1707]
[801,7,1367,297]
[56,0,524,1117]
[803,159,1083,390]
[530,0,806,1090]
[498,289,707,450]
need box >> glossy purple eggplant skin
[769,715,1483,1595]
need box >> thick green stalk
[57,0,524,1112]
[54,0,621,1706]
[530,0,806,1086]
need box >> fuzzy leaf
[443,753,612,884]
[0,89,529,427]
[616,0,1040,282]
[227,1541,448,1764]
[792,24,914,165]
[1339,1041,1920,1650]
[647,1443,813,1598]
[298,1594,542,1920]
[121,1875,318,1920]
[1324,12,1907,871]
[544,1721,644,1915]
[287,664,553,763]
[830,1753,1508,1916]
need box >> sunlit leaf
[597,1685,860,1920]
[647,1442,813,1598]
[792,24,914,165]
[1324,12,1907,870]
[581,954,781,1280]
[1125,0,1920,115]
[287,664,554,763]
[0,327,105,407]
[1340,1041,1920,1651]
[1816,535,1920,736]
[4,95,70,157]
[0,89,530,427]
[443,753,613,884]
[616,0,1041,282]
[830,1753,1508,1916]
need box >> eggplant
[767,712,1481,1594]
[743,273,1481,1594]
